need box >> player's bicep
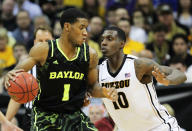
[15,42,49,72]
[29,42,49,66]
[135,58,172,78]
[87,47,99,87]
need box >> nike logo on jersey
[53,60,59,64]
[101,78,107,81]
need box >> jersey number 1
[62,84,70,101]
[113,92,129,109]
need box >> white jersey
[99,55,180,131]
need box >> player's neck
[58,36,78,59]
[108,52,125,73]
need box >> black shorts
[31,106,97,131]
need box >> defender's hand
[102,87,118,101]
[152,66,170,86]
[4,69,24,89]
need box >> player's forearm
[0,111,7,123]
[88,83,105,98]
[6,99,21,121]
[167,69,187,85]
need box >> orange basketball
[7,72,39,104]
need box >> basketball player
[0,111,23,131]
[99,26,186,131]
[3,8,117,131]
[3,25,54,131]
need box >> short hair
[104,26,126,42]
[34,25,53,39]
[172,34,188,45]
[60,8,88,29]
[33,15,51,26]
[13,43,27,51]
[152,23,168,33]
[168,56,186,66]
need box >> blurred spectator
[12,10,34,51]
[135,0,156,26]
[117,18,144,55]
[87,33,102,59]
[148,4,186,43]
[130,9,148,43]
[4,43,27,71]
[153,0,178,12]
[63,0,83,8]
[0,0,17,32]
[146,23,170,64]
[33,15,51,29]
[95,115,115,131]
[40,0,59,27]
[115,8,129,25]
[53,20,62,38]
[105,6,117,26]
[0,28,16,69]
[88,104,105,124]
[176,0,192,28]
[138,49,154,59]
[13,0,42,19]
[170,34,192,68]
[34,25,53,43]
[82,0,107,18]
[168,57,192,83]
[88,16,104,43]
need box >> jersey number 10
[113,92,129,109]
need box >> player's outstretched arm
[3,42,49,89]
[134,58,187,86]
[0,111,23,131]
[87,48,118,101]
[6,99,21,121]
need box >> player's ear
[120,41,125,49]
[64,23,71,32]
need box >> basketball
[7,72,39,104]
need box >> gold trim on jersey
[56,39,80,61]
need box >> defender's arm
[134,58,187,85]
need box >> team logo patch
[125,73,131,78]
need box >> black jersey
[33,39,90,113]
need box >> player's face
[68,18,88,47]
[34,30,53,44]
[101,30,122,57]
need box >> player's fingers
[154,66,166,77]
[111,90,118,101]
[109,88,118,101]
[7,73,16,81]
[152,71,158,78]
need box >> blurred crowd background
[0,0,192,130]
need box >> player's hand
[4,69,24,89]
[102,87,118,101]
[83,92,91,107]
[152,66,170,86]
[1,119,23,131]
